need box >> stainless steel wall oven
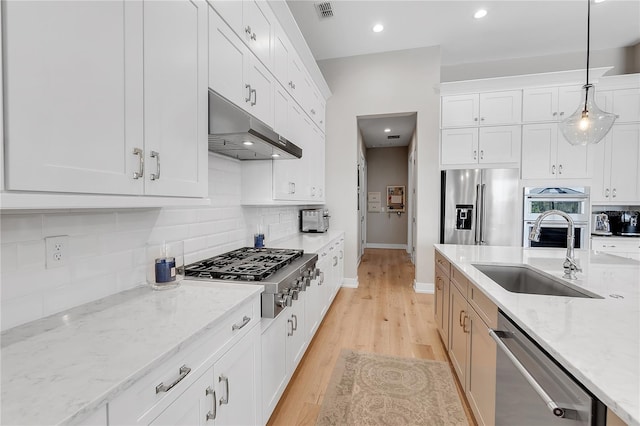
[523,187,589,248]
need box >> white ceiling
[286,0,640,66]
[358,113,417,148]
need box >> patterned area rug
[316,350,469,426]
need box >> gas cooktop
[183,247,304,281]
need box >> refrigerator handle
[480,183,487,244]
[474,183,481,244]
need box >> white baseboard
[341,277,359,288]
[413,279,434,294]
[366,243,408,250]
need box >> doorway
[356,113,417,257]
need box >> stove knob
[276,295,287,308]
[297,278,306,291]
[291,289,299,300]
[305,277,311,287]
[284,294,293,307]
[303,269,311,278]
[314,268,320,279]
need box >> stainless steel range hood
[208,90,302,160]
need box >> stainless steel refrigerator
[441,168,521,246]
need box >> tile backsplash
[0,155,306,331]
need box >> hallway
[267,248,474,425]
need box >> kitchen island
[1,281,262,425]
[435,244,640,426]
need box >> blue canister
[155,257,176,283]
[254,233,265,248]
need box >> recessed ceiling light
[243,141,253,146]
[384,128,391,133]
[474,9,487,19]
[372,24,384,33]
[271,153,280,158]
[594,0,606,3]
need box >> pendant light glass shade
[559,84,617,146]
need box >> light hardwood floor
[267,248,476,426]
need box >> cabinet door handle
[551,165,556,175]
[612,188,616,198]
[250,88,257,106]
[552,112,558,117]
[340,250,343,259]
[292,314,298,330]
[232,315,251,331]
[288,318,294,336]
[244,25,252,36]
[558,164,563,175]
[156,365,191,394]
[245,84,252,103]
[459,310,466,327]
[219,374,229,405]
[474,117,478,122]
[473,150,477,160]
[480,117,485,121]
[319,271,324,285]
[559,111,565,117]
[292,182,296,194]
[150,151,160,180]
[333,256,338,267]
[132,148,144,179]
[480,150,484,160]
[206,387,217,420]
[463,315,470,333]
[605,188,610,197]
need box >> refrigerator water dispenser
[455,205,473,230]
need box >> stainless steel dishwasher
[490,312,606,425]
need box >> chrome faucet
[529,209,582,280]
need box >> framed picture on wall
[386,185,405,212]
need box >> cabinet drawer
[435,251,451,277]
[468,283,498,329]
[109,296,260,424]
[451,266,468,294]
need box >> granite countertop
[435,244,640,426]
[1,281,262,425]
[270,230,344,253]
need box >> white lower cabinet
[109,296,260,426]
[592,237,640,261]
[445,260,497,426]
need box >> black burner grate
[183,247,303,281]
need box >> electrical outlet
[45,235,69,269]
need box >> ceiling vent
[387,135,401,139]
[315,2,334,19]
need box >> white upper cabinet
[521,123,590,179]
[143,0,208,197]
[612,89,640,123]
[246,54,274,127]
[3,1,143,195]
[209,7,248,108]
[441,126,520,167]
[592,124,640,204]
[441,91,521,128]
[522,85,582,122]
[3,0,207,199]
[242,1,272,67]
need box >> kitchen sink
[472,263,602,299]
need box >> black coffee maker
[606,210,640,236]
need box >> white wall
[319,46,441,287]
[0,154,302,330]
[441,47,633,82]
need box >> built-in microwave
[523,187,589,248]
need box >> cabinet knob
[558,164,563,175]
[474,117,478,122]
[480,117,485,121]
[612,188,617,198]
[480,150,484,160]
[473,150,477,160]
[551,165,556,175]
[245,25,252,35]
[605,188,610,197]
[552,112,558,117]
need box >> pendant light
[559,0,616,146]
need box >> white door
[478,126,520,164]
[479,90,522,125]
[555,132,590,179]
[143,0,208,197]
[522,87,559,122]
[261,313,288,422]
[214,326,260,426]
[209,7,249,109]
[441,94,479,127]
[557,85,584,119]
[521,124,556,179]
[246,54,274,128]
[613,89,640,123]
[590,134,611,203]
[242,0,272,66]
[441,128,479,165]
[273,85,290,139]
[4,1,143,195]
[286,293,307,371]
[609,125,640,202]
